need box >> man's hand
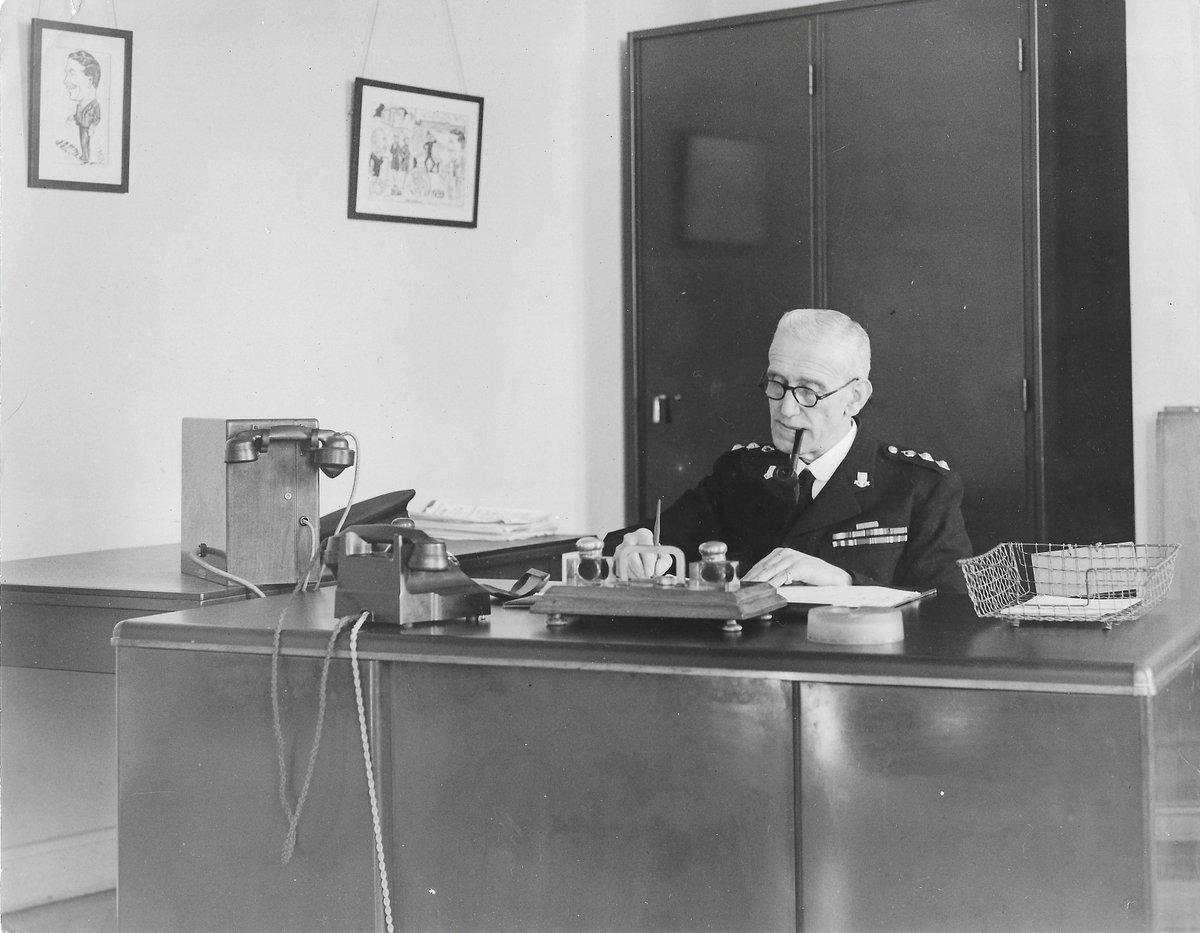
[617,528,674,579]
[743,548,852,587]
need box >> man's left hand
[743,548,852,587]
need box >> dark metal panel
[116,647,376,933]
[624,0,1133,551]
[1150,658,1200,931]
[819,0,1029,551]
[629,17,814,523]
[1,602,129,673]
[1033,0,1133,544]
[799,682,1149,931]
[385,663,796,932]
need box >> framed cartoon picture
[28,19,132,192]
[349,78,483,227]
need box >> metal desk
[0,538,576,912]
[113,590,1200,932]
[1,538,578,673]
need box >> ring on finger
[782,569,792,586]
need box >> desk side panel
[116,646,376,933]
[799,683,1147,932]
[1153,658,1200,931]
[2,602,129,673]
[386,662,796,932]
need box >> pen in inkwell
[653,497,662,546]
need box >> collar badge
[854,471,870,488]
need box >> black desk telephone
[328,520,492,625]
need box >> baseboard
[0,826,116,914]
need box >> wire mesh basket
[957,542,1180,629]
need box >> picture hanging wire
[359,0,468,92]
[34,0,119,26]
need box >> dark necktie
[793,468,815,509]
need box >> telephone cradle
[330,523,491,626]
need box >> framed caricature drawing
[28,18,132,193]
[348,78,483,227]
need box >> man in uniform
[612,308,972,592]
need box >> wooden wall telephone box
[181,418,327,587]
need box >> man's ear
[846,378,873,416]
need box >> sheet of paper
[778,585,926,607]
[997,595,1140,618]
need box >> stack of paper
[410,499,560,541]
[779,585,931,608]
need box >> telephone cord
[297,517,320,592]
[269,549,349,864]
[331,432,361,539]
[186,550,268,598]
[350,611,396,933]
[300,432,360,592]
[274,611,354,865]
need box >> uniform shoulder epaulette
[730,442,777,453]
[882,444,950,471]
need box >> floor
[1,890,116,933]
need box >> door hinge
[1018,37,1025,72]
[808,64,815,97]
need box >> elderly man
[612,308,972,592]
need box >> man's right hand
[618,528,675,579]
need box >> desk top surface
[111,584,1200,696]
[0,538,580,606]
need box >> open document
[410,499,559,541]
[778,585,934,608]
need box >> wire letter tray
[958,542,1180,629]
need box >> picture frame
[28,18,132,193]
[348,78,483,227]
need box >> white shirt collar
[799,421,857,498]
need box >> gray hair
[773,308,871,380]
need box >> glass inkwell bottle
[689,540,740,591]
[571,536,612,586]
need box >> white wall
[0,0,594,559]
[2,0,1198,562]
[1126,0,1200,540]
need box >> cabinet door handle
[651,394,672,424]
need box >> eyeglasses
[758,374,859,408]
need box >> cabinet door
[631,17,813,521]
[819,0,1029,549]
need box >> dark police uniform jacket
[615,424,972,593]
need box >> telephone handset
[224,424,355,477]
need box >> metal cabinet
[627,0,1132,551]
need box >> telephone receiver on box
[225,424,356,477]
